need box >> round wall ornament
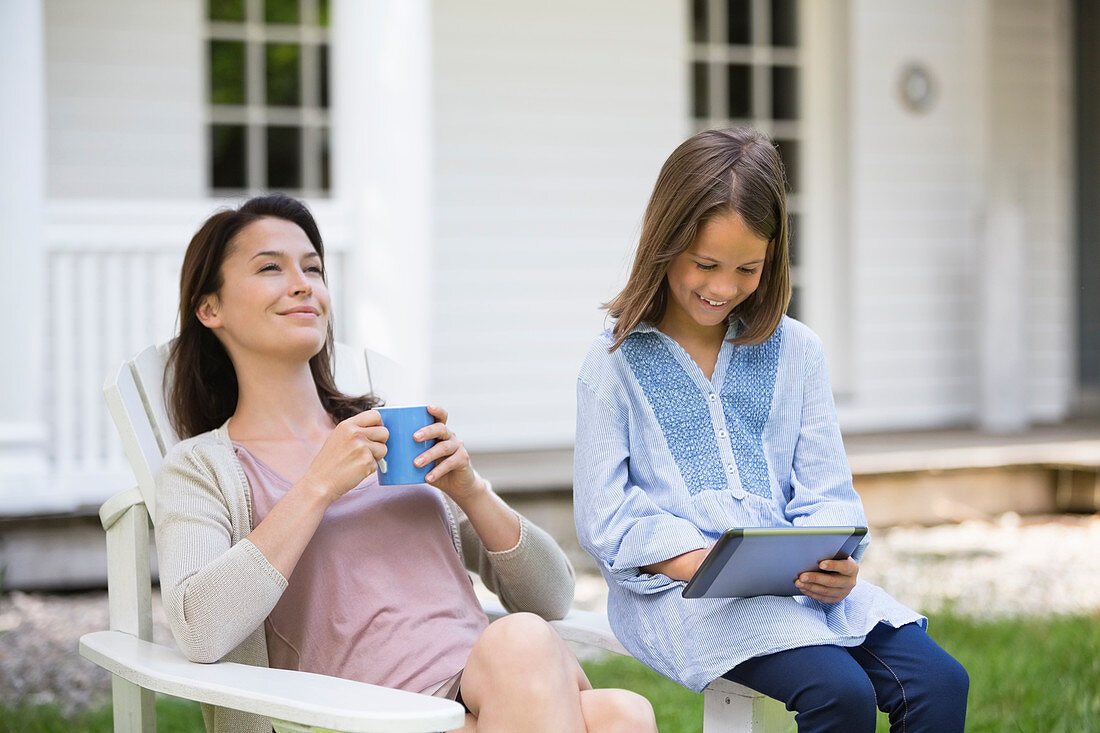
[898,62,936,114]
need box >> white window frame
[205,0,331,198]
[688,0,852,395]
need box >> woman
[156,193,656,733]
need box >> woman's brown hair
[167,193,381,439]
[605,127,791,350]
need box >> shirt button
[708,393,718,402]
[726,464,735,473]
[718,429,728,438]
[732,488,747,499]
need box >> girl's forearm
[641,547,711,582]
[245,478,331,579]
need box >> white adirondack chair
[79,342,793,732]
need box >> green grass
[585,612,1100,732]
[0,695,202,732]
[4,613,1098,732]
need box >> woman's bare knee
[469,613,561,672]
[462,613,583,723]
[580,688,657,733]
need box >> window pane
[211,125,247,189]
[320,126,331,191]
[266,43,301,107]
[772,66,798,120]
[771,0,798,47]
[208,0,245,22]
[726,0,751,44]
[775,138,799,193]
[787,213,799,266]
[267,126,302,189]
[209,41,246,105]
[692,0,708,44]
[319,44,329,109]
[319,0,330,27]
[727,64,751,118]
[692,62,710,118]
[265,0,299,24]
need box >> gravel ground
[2,513,1097,715]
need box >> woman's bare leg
[457,613,656,732]
[459,613,588,732]
[579,688,658,732]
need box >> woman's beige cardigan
[155,424,576,733]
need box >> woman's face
[660,212,768,339]
[196,217,331,364]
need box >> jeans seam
[859,645,909,733]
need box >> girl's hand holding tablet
[796,557,859,604]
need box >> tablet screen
[681,526,866,599]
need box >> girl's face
[660,212,768,339]
[196,217,331,363]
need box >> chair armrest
[550,608,630,657]
[99,487,146,530]
[480,599,629,657]
[79,631,465,733]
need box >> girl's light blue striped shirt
[573,316,924,692]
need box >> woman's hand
[413,404,485,503]
[301,410,389,503]
[796,557,859,604]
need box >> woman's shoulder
[161,425,235,476]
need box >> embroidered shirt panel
[719,322,783,498]
[620,332,726,496]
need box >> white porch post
[979,205,1028,433]
[332,0,433,403]
[976,0,1028,434]
[0,0,49,506]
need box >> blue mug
[375,406,437,486]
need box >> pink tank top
[234,443,488,693]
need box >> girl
[156,194,656,733]
[573,128,968,732]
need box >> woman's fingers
[426,403,449,424]
[414,420,452,443]
[360,425,390,448]
[347,409,384,427]
[423,445,469,483]
[415,437,464,474]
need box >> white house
[0,0,1092,521]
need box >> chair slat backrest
[362,348,416,405]
[132,343,180,453]
[103,350,170,526]
[106,342,391,525]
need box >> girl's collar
[632,316,744,339]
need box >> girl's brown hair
[605,127,791,350]
[167,193,381,439]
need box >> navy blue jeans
[723,622,968,732]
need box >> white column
[978,204,1029,433]
[977,0,1028,434]
[0,0,49,508]
[332,0,433,403]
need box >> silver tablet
[681,526,867,599]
